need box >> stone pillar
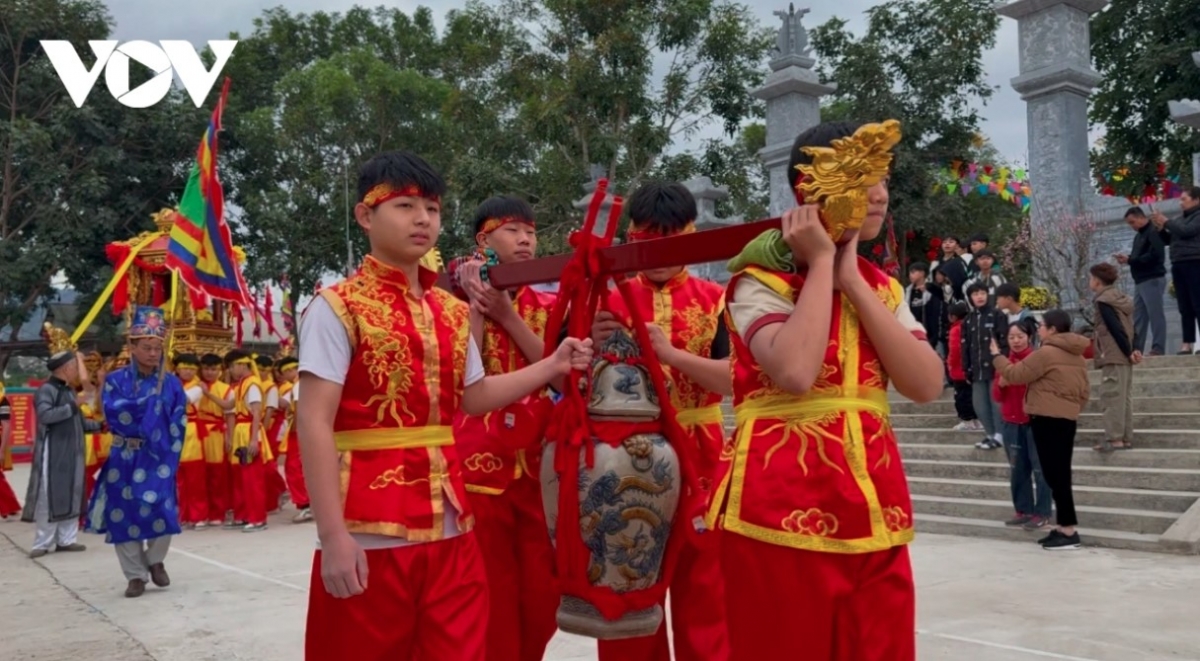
[1168,52,1200,184]
[753,4,835,216]
[997,0,1107,222]
[684,176,743,283]
[573,163,617,228]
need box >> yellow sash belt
[734,387,889,425]
[334,426,454,452]
[675,404,725,428]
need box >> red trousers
[205,461,232,522]
[468,479,558,661]
[305,534,488,661]
[721,534,915,661]
[0,471,20,518]
[284,439,309,508]
[234,460,267,525]
[178,460,207,525]
[265,460,287,512]
[598,530,730,661]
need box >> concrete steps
[906,476,1200,513]
[910,494,1178,535]
[894,426,1200,448]
[891,412,1200,430]
[899,444,1200,469]
[913,513,1165,554]
[892,397,1200,415]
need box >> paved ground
[2,463,1198,661]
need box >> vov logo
[40,40,237,108]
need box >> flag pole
[344,160,352,277]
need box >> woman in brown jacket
[990,309,1090,550]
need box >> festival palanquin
[98,207,246,361]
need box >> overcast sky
[102,0,1032,164]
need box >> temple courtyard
[1,463,1197,661]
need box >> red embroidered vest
[319,255,472,540]
[706,259,914,554]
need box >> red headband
[362,183,440,208]
[478,216,535,234]
[626,222,695,243]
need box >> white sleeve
[280,389,292,406]
[292,381,300,401]
[266,387,280,409]
[245,384,263,406]
[299,295,352,385]
[185,385,203,405]
[465,337,485,387]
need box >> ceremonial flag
[166,77,250,306]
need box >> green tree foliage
[654,124,770,221]
[1090,0,1200,195]
[810,0,1024,265]
[223,1,775,299]
[503,0,773,227]
[0,0,201,368]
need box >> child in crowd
[962,283,1008,449]
[993,318,1053,530]
[946,302,981,431]
[906,261,947,353]
[962,249,1006,299]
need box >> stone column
[1168,52,1200,184]
[997,0,1107,222]
[753,4,835,216]
[684,176,743,283]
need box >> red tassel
[234,305,244,346]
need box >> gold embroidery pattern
[340,277,417,424]
[465,452,503,473]
[883,506,911,532]
[758,411,847,475]
[369,465,433,490]
[782,508,840,536]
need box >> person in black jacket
[962,282,1008,449]
[1115,206,1167,355]
[1152,187,1200,353]
[932,235,970,303]
[905,261,947,354]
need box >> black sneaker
[1042,531,1081,551]
[1037,529,1061,545]
[1005,514,1033,527]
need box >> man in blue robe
[86,306,187,598]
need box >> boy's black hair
[255,355,275,369]
[276,356,300,369]
[173,353,200,366]
[787,122,867,192]
[356,151,446,204]
[224,349,250,367]
[974,249,996,260]
[966,282,990,299]
[948,302,970,320]
[200,353,224,367]
[1124,206,1146,219]
[942,234,962,245]
[626,181,697,233]
[1187,186,1200,200]
[908,261,929,276]
[1042,309,1072,333]
[994,282,1021,302]
[1009,316,1040,340]
[968,232,989,245]
[472,195,536,235]
[1090,262,1119,285]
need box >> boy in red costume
[224,350,272,532]
[277,356,311,523]
[707,121,944,661]
[449,195,559,661]
[297,151,593,661]
[591,181,731,661]
[198,353,234,526]
[256,354,287,513]
[175,354,208,528]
